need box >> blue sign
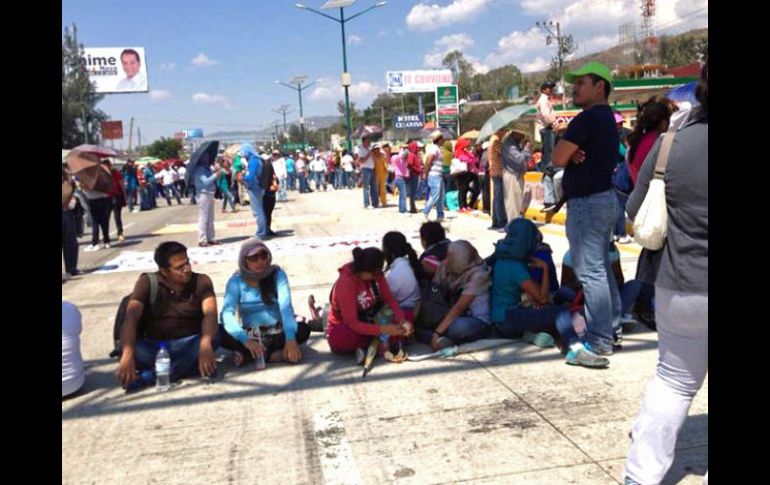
[393,113,424,129]
[184,129,204,139]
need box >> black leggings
[456,172,480,209]
[220,321,311,364]
[89,197,112,246]
[263,193,276,231]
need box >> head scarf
[493,218,538,261]
[238,238,278,284]
[435,240,490,295]
[408,141,419,154]
[454,138,470,158]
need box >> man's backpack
[109,273,158,358]
[260,158,275,191]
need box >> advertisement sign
[435,84,459,133]
[81,47,149,93]
[173,132,186,140]
[100,121,123,140]
[184,129,204,139]
[393,113,424,129]
[386,70,453,94]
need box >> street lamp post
[271,104,294,137]
[296,1,387,152]
[276,78,316,148]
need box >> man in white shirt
[115,49,148,91]
[159,166,182,205]
[62,301,85,398]
[272,151,288,201]
[355,136,378,208]
[341,149,355,189]
[310,152,327,191]
[421,131,446,222]
[536,81,562,212]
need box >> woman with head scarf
[417,240,493,350]
[453,138,480,212]
[221,239,311,367]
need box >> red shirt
[629,132,660,185]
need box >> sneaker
[617,235,634,244]
[540,204,556,213]
[565,344,610,368]
[613,327,624,348]
[436,217,445,223]
[523,331,555,348]
[132,209,140,213]
[423,212,430,222]
[103,243,111,249]
[435,336,454,350]
[355,348,366,366]
[623,477,642,485]
[83,244,100,252]
[585,341,613,356]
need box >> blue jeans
[539,128,555,169]
[614,189,629,237]
[395,176,407,212]
[423,175,445,218]
[277,177,288,202]
[221,189,236,211]
[543,169,563,205]
[558,279,643,321]
[566,190,622,352]
[313,172,325,190]
[416,316,492,345]
[495,305,571,347]
[287,172,295,191]
[248,188,268,238]
[62,209,79,274]
[342,171,352,189]
[492,177,506,227]
[362,168,378,208]
[334,168,343,189]
[133,331,222,381]
[125,187,137,212]
[406,175,418,211]
[299,174,308,193]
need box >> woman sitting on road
[326,247,414,362]
[417,222,451,282]
[221,239,310,367]
[382,231,421,322]
[417,240,493,350]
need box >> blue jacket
[193,164,218,195]
[243,155,264,192]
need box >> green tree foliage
[62,24,108,148]
[473,65,523,100]
[443,50,476,95]
[146,137,183,160]
[660,35,708,67]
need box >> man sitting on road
[117,241,222,389]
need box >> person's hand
[430,332,444,351]
[383,324,405,337]
[117,353,137,388]
[400,320,415,338]
[529,257,548,270]
[244,339,266,359]
[198,342,217,377]
[283,340,302,364]
[570,149,586,164]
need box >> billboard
[100,121,124,140]
[393,113,424,129]
[435,85,459,134]
[183,129,204,139]
[80,47,149,93]
[386,70,453,94]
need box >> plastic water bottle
[254,331,267,371]
[155,342,171,392]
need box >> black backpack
[109,273,159,358]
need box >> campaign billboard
[386,70,453,94]
[80,47,149,93]
[435,85,459,134]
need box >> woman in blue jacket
[221,239,311,366]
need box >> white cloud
[191,53,218,67]
[310,85,336,101]
[159,63,176,71]
[436,33,475,49]
[149,89,171,100]
[377,29,390,37]
[424,33,490,72]
[192,92,231,109]
[406,0,492,31]
[348,35,363,46]
[308,78,383,106]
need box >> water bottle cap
[159,341,168,350]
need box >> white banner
[386,70,453,94]
[81,47,149,94]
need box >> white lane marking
[312,411,363,485]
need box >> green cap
[565,61,612,85]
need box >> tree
[442,51,476,96]
[337,100,359,128]
[146,137,183,160]
[473,65,523,101]
[62,24,108,148]
[660,34,708,67]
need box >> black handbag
[415,281,461,330]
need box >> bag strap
[147,272,158,308]
[370,280,382,302]
[653,132,675,180]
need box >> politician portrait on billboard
[81,47,149,94]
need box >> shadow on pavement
[661,414,708,485]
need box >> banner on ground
[386,70,453,94]
[80,47,149,94]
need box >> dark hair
[258,272,277,305]
[154,242,188,269]
[101,159,111,166]
[382,231,421,277]
[419,222,446,247]
[120,49,141,64]
[696,60,708,114]
[627,96,676,162]
[587,74,611,98]
[352,247,385,273]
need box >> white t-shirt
[341,154,354,172]
[427,144,444,177]
[171,169,180,182]
[357,145,374,169]
[62,301,85,397]
[273,157,287,179]
[160,169,175,186]
[177,166,187,178]
[116,72,147,91]
[385,257,420,309]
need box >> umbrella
[134,157,161,166]
[223,143,242,158]
[61,149,70,164]
[362,337,380,379]
[419,126,455,141]
[73,144,119,158]
[66,150,113,193]
[185,140,219,186]
[460,129,480,140]
[666,81,699,106]
[477,105,533,142]
[352,124,383,139]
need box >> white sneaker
[132,209,140,213]
[617,235,633,244]
[83,245,100,252]
[103,243,111,249]
[423,212,430,222]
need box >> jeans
[415,316,491,345]
[539,128,555,169]
[313,172,325,191]
[342,171,353,189]
[263,192,276,233]
[277,177,288,201]
[299,173,308,193]
[566,190,621,352]
[248,188,268,238]
[163,184,182,205]
[188,184,197,204]
[62,210,79,274]
[479,174,491,213]
[361,168,378,208]
[230,179,241,205]
[543,169,564,205]
[148,183,158,208]
[334,168,343,189]
[139,186,151,210]
[614,189,629,237]
[495,305,571,347]
[125,187,137,212]
[132,331,222,382]
[395,176,407,213]
[406,175,418,211]
[624,287,708,485]
[287,172,295,191]
[196,193,215,244]
[111,195,124,236]
[557,279,644,322]
[89,197,112,246]
[221,189,236,211]
[423,175,445,219]
[492,176,506,227]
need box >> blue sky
[62,0,707,147]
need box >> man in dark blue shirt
[552,61,621,368]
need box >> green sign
[281,143,307,151]
[435,84,460,134]
[436,85,458,105]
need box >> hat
[429,130,444,142]
[371,142,381,150]
[565,61,612,85]
[272,149,280,155]
[541,81,556,90]
[508,127,529,138]
[614,112,625,124]
[260,153,270,160]
[380,141,391,148]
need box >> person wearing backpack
[116,242,223,390]
[241,145,268,240]
[221,239,311,367]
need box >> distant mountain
[207,115,341,139]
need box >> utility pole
[380,106,385,133]
[137,127,142,152]
[536,20,570,109]
[271,105,294,136]
[81,107,89,144]
[127,117,134,155]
